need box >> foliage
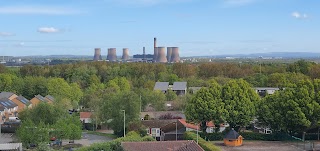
[159,113,182,120]
[186,80,226,133]
[258,79,320,134]
[166,89,177,101]
[100,91,140,136]
[221,79,260,129]
[183,131,221,151]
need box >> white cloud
[37,27,60,33]
[292,11,308,19]
[223,0,258,6]
[0,32,15,37]
[0,6,81,15]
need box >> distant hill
[193,52,320,59]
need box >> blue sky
[0,0,319,56]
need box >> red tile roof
[178,119,199,130]
[80,112,92,118]
[122,140,204,151]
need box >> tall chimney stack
[170,47,180,63]
[156,47,167,63]
[93,48,102,61]
[153,37,157,62]
[143,47,146,61]
[122,48,129,61]
[107,48,117,62]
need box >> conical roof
[224,129,240,140]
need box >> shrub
[199,132,296,141]
[184,132,221,151]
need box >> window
[151,128,157,136]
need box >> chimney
[156,47,167,63]
[93,48,102,61]
[153,37,157,62]
[170,47,180,63]
[143,47,146,61]
[107,48,117,62]
[122,48,129,61]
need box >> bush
[184,132,220,151]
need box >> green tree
[100,91,140,136]
[258,80,320,134]
[186,80,226,133]
[166,90,177,101]
[221,79,259,130]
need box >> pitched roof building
[122,140,204,151]
[0,92,18,100]
[154,82,169,92]
[11,96,30,112]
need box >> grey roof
[172,82,187,91]
[45,95,55,102]
[16,95,30,105]
[224,129,240,140]
[154,82,169,91]
[0,98,18,108]
[141,119,177,128]
[35,95,47,102]
[254,87,280,91]
[0,92,15,99]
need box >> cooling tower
[122,48,129,60]
[107,48,117,61]
[170,47,180,62]
[156,47,167,63]
[167,47,172,63]
[93,48,102,61]
[153,47,158,62]
[153,37,157,62]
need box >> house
[121,140,204,151]
[176,119,227,134]
[30,95,48,106]
[172,82,187,95]
[80,112,92,124]
[154,82,169,93]
[254,87,280,96]
[141,119,177,141]
[45,95,55,104]
[0,98,19,119]
[11,96,31,112]
[224,129,243,147]
[0,92,18,100]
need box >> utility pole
[140,94,142,113]
[175,120,177,141]
[196,123,199,144]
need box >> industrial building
[122,48,130,61]
[93,48,102,61]
[107,48,117,62]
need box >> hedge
[199,132,296,141]
[77,131,155,151]
[184,132,221,151]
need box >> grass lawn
[84,131,118,139]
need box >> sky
[0,0,319,57]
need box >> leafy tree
[258,80,320,134]
[100,91,140,136]
[221,79,259,130]
[23,76,48,99]
[186,80,226,133]
[166,90,177,101]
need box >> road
[62,132,114,146]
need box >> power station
[92,37,181,63]
[107,48,117,62]
[122,48,129,61]
[93,48,102,61]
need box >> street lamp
[121,110,126,137]
[196,123,199,144]
[176,120,177,141]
